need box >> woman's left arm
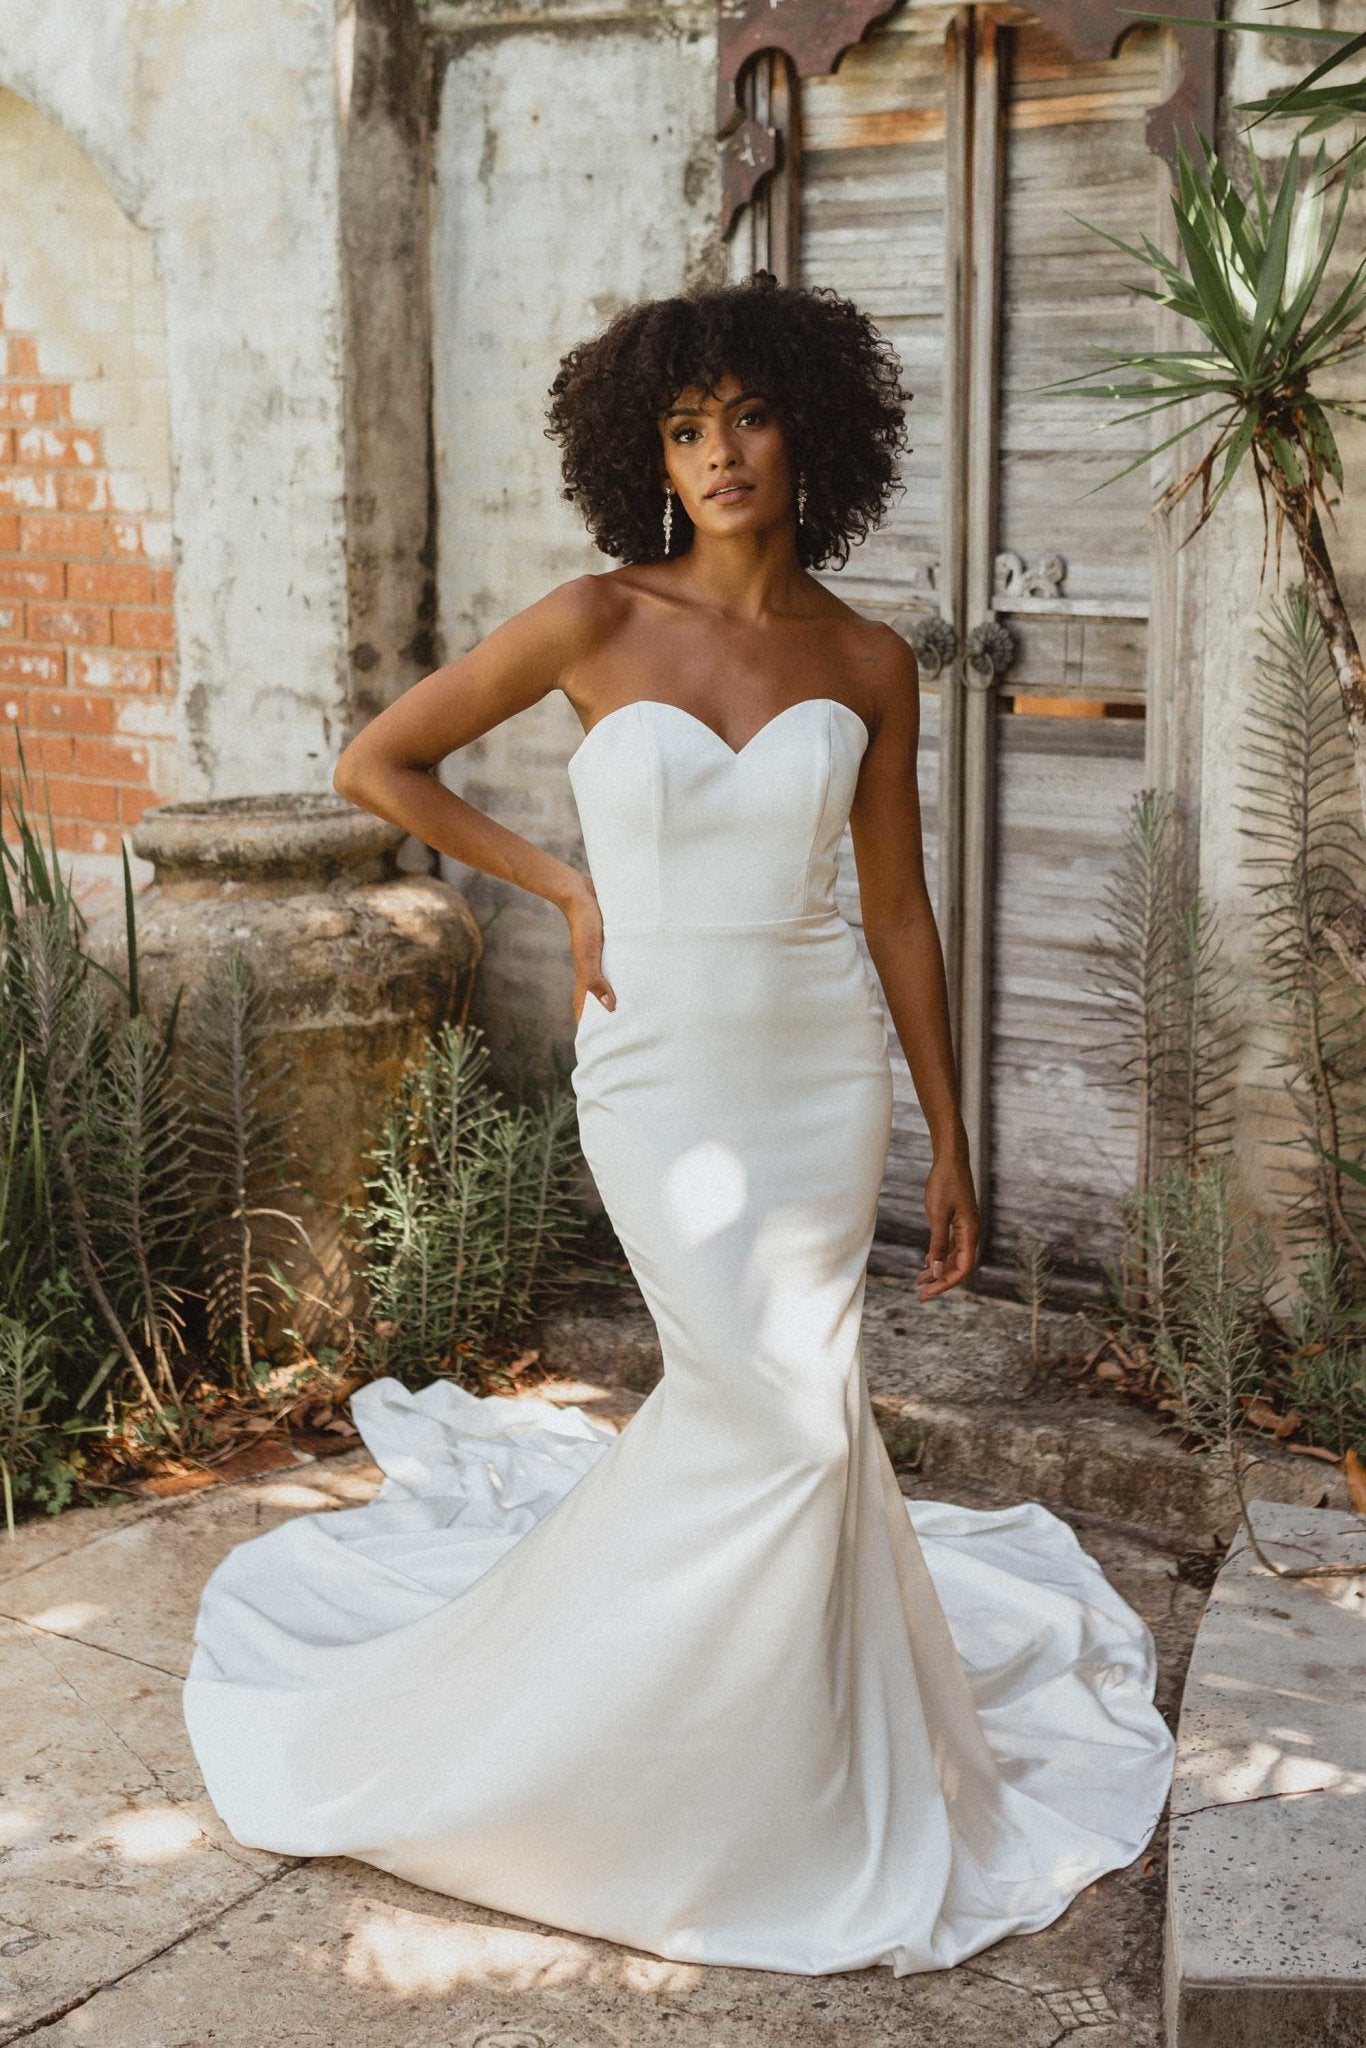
[848,629,980,1301]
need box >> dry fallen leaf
[1244,1397,1299,1437]
[1287,1442,1343,1464]
[1345,1448,1366,1515]
[1094,1360,1128,1383]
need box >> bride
[182,271,1174,1977]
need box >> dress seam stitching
[803,699,835,916]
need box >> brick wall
[0,308,174,856]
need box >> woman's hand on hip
[564,879,617,1027]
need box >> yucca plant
[1043,128,1366,862]
[356,1022,586,1386]
[1240,584,1366,1266]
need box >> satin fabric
[183,694,1174,1975]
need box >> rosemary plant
[356,1022,586,1386]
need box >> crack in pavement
[1173,1782,1344,1822]
[0,1863,295,2046]
[0,1607,183,1683]
[18,1624,183,1806]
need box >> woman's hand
[918,1149,980,1303]
[564,878,617,1027]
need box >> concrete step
[534,1280,1350,1547]
[1164,1500,1366,2048]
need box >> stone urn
[87,793,482,1333]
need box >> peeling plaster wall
[428,0,721,1045]
[0,0,355,799]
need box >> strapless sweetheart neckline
[568,693,870,768]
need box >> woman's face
[658,371,795,547]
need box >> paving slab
[13,1853,1156,2048]
[0,1615,283,2043]
[0,1460,382,1679]
[0,1379,1198,2046]
[536,1284,1351,1543]
[1165,1500,1366,2048]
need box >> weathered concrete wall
[1194,0,1366,1257]
[0,83,177,850]
[338,0,440,732]
[426,0,721,1046]
[0,0,433,831]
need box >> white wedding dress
[183,694,1175,1976]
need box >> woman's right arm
[332,576,618,1014]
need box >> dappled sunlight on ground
[335,1892,703,2000]
[100,1803,205,1862]
[23,1601,109,1634]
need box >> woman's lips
[706,483,753,502]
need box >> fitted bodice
[566,696,869,931]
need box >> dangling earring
[662,488,674,555]
[795,476,807,528]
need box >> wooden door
[724,3,1211,1276]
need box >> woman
[183,274,1174,1977]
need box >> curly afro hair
[545,273,911,573]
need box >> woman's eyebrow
[663,389,767,418]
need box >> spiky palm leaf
[1135,10,1366,184]
[1091,790,1241,1187]
[1040,126,1366,841]
[183,949,301,1390]
[93,1014,196,1404]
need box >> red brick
[28,602,110,646]
[19,512,106,558]
[111,606,173,653]
[67,561,153,605]
[153,567,174,605]
[0,602,20,637]
[71,734,149,781]
[117,785,156,825]
[0,561,63,601]
[0,513,18,551]
[0,384,67,425]
[69,821,120,855]
[71,648,159,694]
[14,424,100,467]
[0,430,11,464]
[5,337,39,376]
[58,472,114,512]
[0,645,63,686]
[0,690,26,724]
[42,776,121,823]
[106,518,146,558]
[27,690,116,734]
[0,728,75,774]
[0,471,58,511]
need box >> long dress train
[183,694,1175,1976]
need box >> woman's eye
[670,427,698,444]
[739,409,768,427]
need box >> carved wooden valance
[717,0,1223,235]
